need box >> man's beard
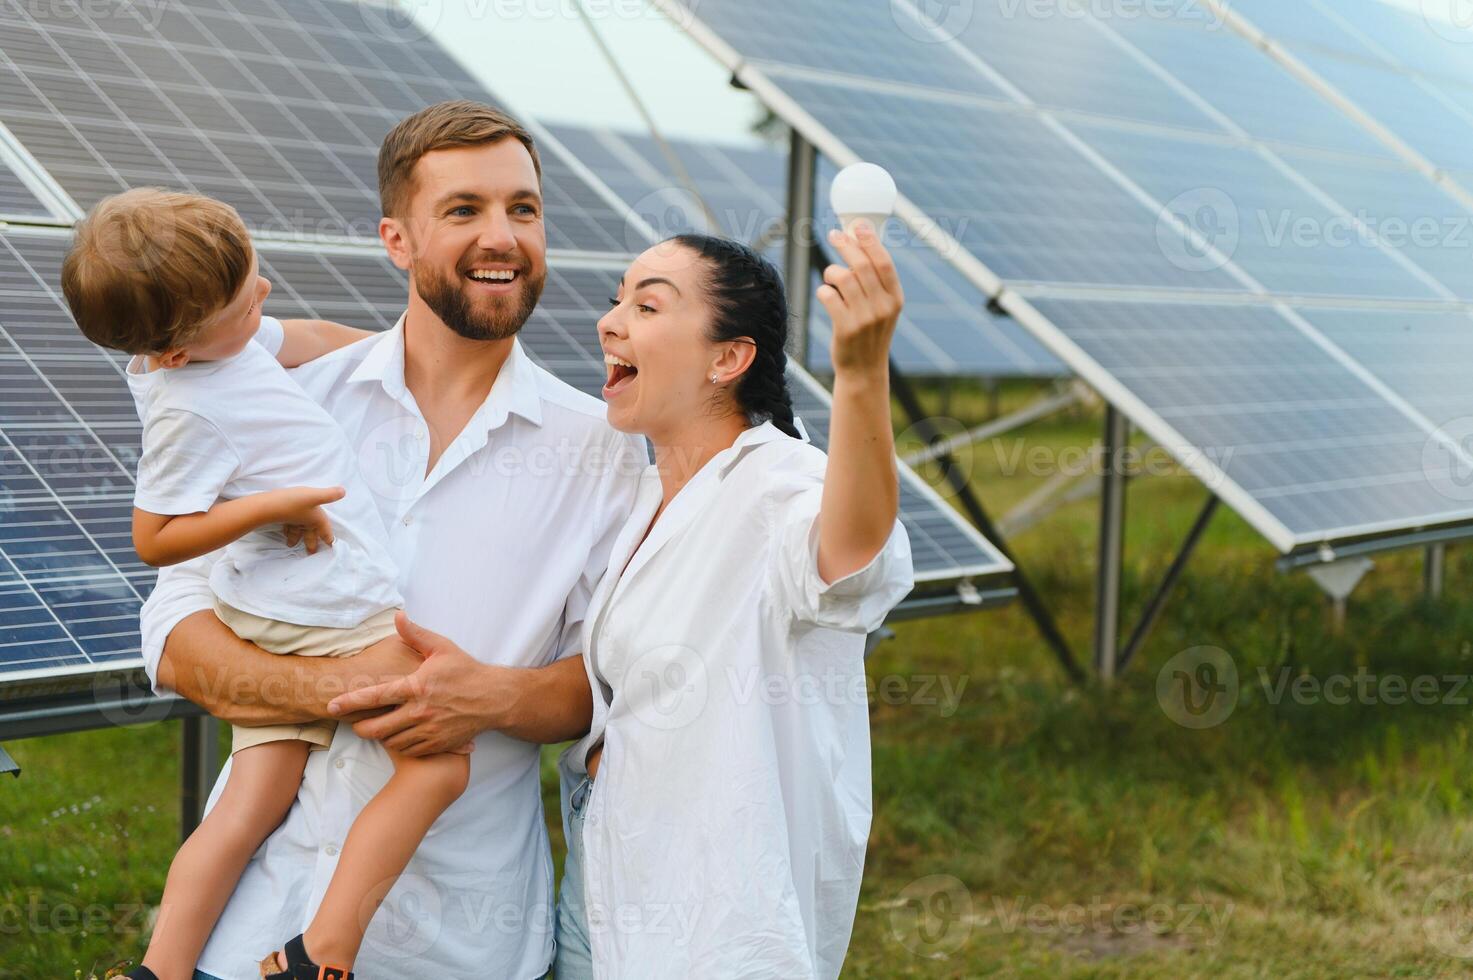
[413,253,546,342]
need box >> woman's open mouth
[603,353,639,397]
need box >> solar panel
[548,124,1065,378]
[1292,306,1473,427]
[1224,0,1473,89]
[656,0,1473,559]
[0,0,635,251]
[1023,296,1473,548]
[1323,0,1473,88]
[1288,47,1473,174]
[677,0,1005,99]
[761,66,1246,292]
[0,155,50,219]
[1109,16,1398,161]
[1066,121,1446,301]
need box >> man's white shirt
[137,315,645,979]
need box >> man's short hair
[61,188,254,355]
[377,100,542,219]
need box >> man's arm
[324,616,593,754]
[276,319,374,369]
[160,609,425,727]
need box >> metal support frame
[889,363,1085,683]
[1094,406,1130,683]
[180,715,220,841]
[1426,544,1446,600]
[784,130,817,366]
[0,743,18,777]
[903,383,1084,467]
[1117,496,1221,674]
[0,686,214,841]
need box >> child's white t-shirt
[126,317,402,629]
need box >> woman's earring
[710,374,719,384]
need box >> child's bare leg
[141,739,309,980]
[290,748,470,969]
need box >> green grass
[6,379,1473,977]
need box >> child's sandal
[260,933,353,980]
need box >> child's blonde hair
[61,188,254,355]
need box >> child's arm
[132,485,345,567]
[275,319,374,368]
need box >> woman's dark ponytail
[670,234,801,440]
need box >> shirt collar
[714,418,809,477]
[348,312,543,429]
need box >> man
[138,100,644,979]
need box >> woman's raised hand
[817,222,904,377]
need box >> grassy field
[6,379,1473,977]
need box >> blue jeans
[193,973,223,979]
[553,774,594,980]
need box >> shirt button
[401,515,413,526]
[334,758,345,769]
[325,844,339,856]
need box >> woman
[554,224,914,979]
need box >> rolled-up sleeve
[138,556,218,696]
[767,468,914,634]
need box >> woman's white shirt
[563,421,914,980]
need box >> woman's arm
[813,223,905,585]
[132,485,344,566]
[276,319,375,368]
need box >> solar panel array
[1216,0,1473,192]
[0,0,1012,690]
[548,123,1064,378]
[0,0,634,250]
[659,0,1473,555]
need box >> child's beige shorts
[214,598,400,757]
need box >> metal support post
[1095,406,1129,682]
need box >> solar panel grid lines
[1199,0,1473,214]
[653,0,1473,557]
[0,158,52,221]
[1217,0,1473,91]
[1013,293,1473,550]
[674,0,1473,307]
[0,0,641,251]
[662,0,1473,311]
[547,123,1066,378]
[879,0,1473,306]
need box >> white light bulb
[830,162,898,235]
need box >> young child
[61,189,471,980]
